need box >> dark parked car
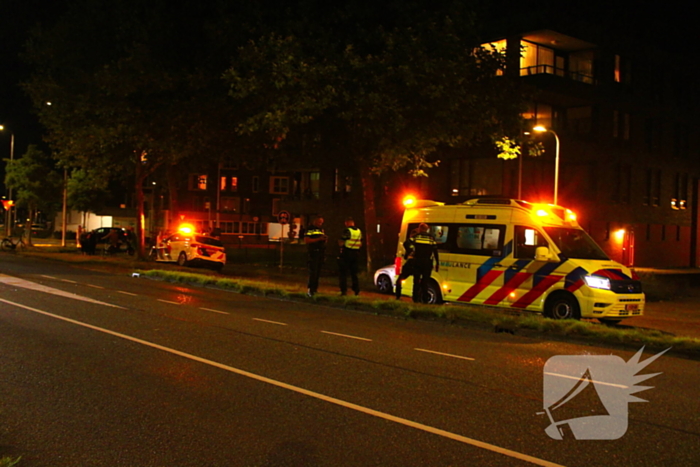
[81,227,133,255]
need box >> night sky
[0,0,695,163]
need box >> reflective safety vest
[412,232,437,261]
[306,227,326,251]
[344,227,362,249]
[306,228,325,237]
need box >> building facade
[418,28,700,268]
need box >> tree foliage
[22,0,243,256]
[66,168,110,215]
[224,0,527,268]
[4,145,62,244]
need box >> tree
[66,168,111,227]
[4,145,62,245]
[224,0,526,270]
[22,0,245,258]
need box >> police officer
[411,223,439,303]
[394,228,417,300]
[337,217,362,296]
[304,216,327,297]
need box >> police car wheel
[423,281,443,304]
[177,252,189,266]
[545,293,580,320]
[376,274,393,294]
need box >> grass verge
[0,456,21,467]
[139,268,700,359]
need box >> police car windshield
[543,227,609,260]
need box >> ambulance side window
[454,224,505,256]
[514,226,548,259]
[406,223,452,251]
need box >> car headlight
[584,275,611,290]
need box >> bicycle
[1,235,26,251]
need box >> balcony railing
[520,65,595,84]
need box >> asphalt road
[0,254,698,466]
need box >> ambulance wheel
[424,281,443,304]
[376,274,393,294]
[177,252,189,267]
[544,292,580,320]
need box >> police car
[152,224,226,272]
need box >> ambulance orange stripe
[484,272,531,305]
[458,270,502,302]
[512,275,562,308]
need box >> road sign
[277,210,290,225]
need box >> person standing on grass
[411,223,439,303]
[304,216,327,297]
[395,227,418,300]
[337,217,362,296]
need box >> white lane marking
[0,274,124,309]
[87,284,105,289]
[321,331,372,342]
[61,279,77,284]
[40,275,57,279]
[117,291,137,296]
[414,348,476,361]
[0,297,563,467]
[544,371,628,389]
[158,299,180,305]
[200,307,229,315]
[253,318,287,326]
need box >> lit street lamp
[0,125,15,236]
[533,125,560,205]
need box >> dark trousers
[338,249,360,294]
[412,260,433,303]
[307,250,324,293]
[394,259,414,299]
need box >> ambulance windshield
[543,227,609,260]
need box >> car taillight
[394,257,402,275]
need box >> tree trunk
[26,207,35,246]
[166,163,180,226]
[359,164,381,273]
[134,156,148,260]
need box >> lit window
[520,41,555,76]
[481,40,507,75]
[190,174,207,191]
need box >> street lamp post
[533,125,560,205]
[0,125,15,236]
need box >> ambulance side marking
[512,275,562,309]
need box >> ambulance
[396,198,644,323]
